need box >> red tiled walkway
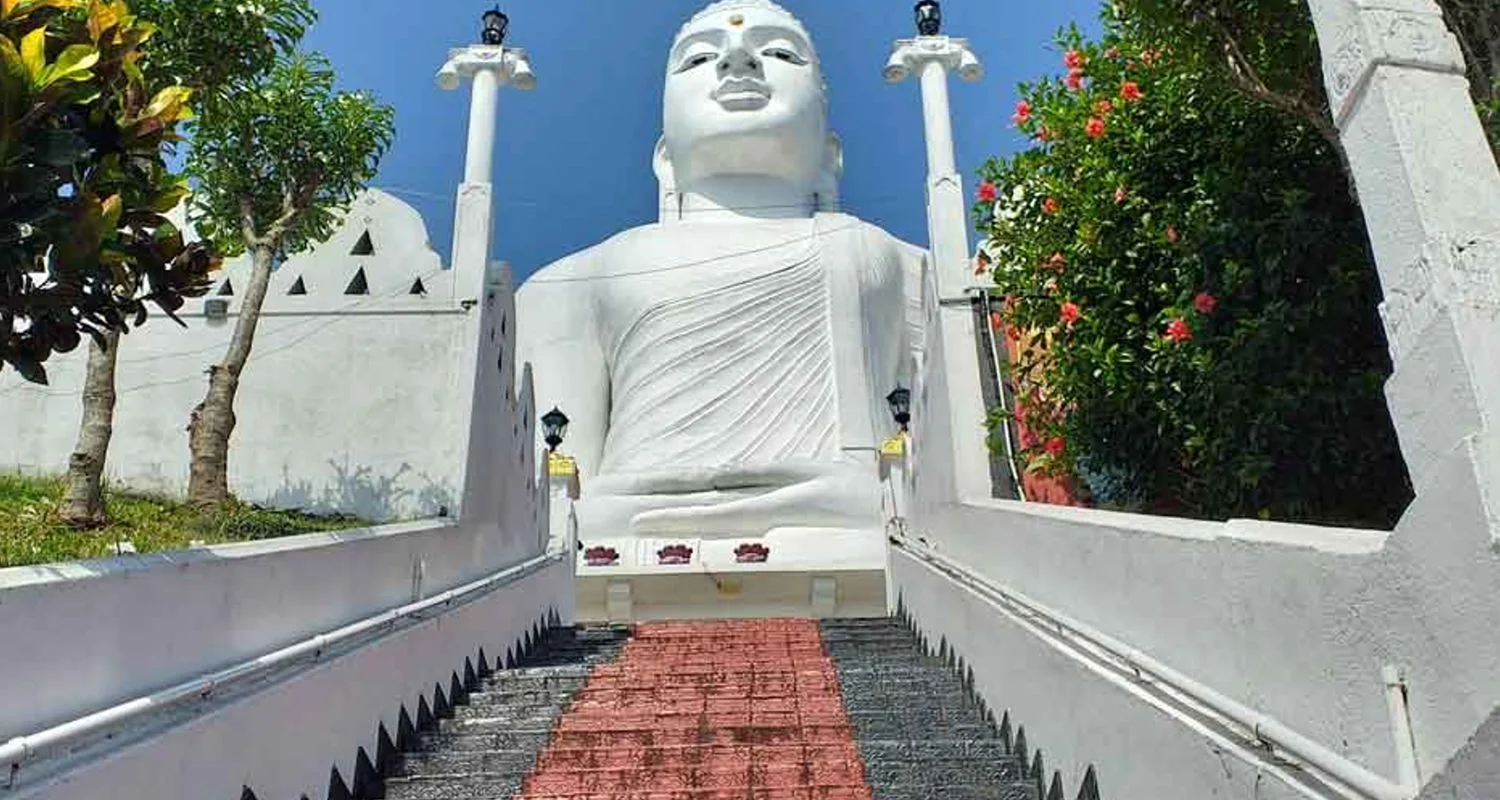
[518,619,872,800]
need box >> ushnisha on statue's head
[658,0,841,215]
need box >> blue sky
[303,1,1100,282]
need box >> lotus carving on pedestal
[734,543,771,563]
[583,546,620,567]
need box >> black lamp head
[915,0,941,36]
[541,406,569,452]
[481,7,509,46]
[886,386,913,431]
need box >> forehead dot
[728,13,745,26]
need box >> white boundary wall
[0,190,484,522]
[0,222,559,795]
[893,1,1500,797]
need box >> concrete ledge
[891,547,1308,800]
[0,518,543,741]
[962,498,1391,555]
[9,559,572,800]
[905,447,1500,789]
[576,569,886,622]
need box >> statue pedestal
[574,529,888,622]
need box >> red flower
[1105,46,1121,59]
[1194,292,1218,315]
[1043,197,1060,215]
[1164,317,1193,343]
[1047,252,1067,272]
[1037,125,1052,141]
[1114,185,1128,205]
[1064,50,1086,70]
[978,181,998,202]
[1012,100,1033,126]
[1060,301,1081,327]
[1045,436,1067,457]
[990,311,1005,330]
[1120,81,1144,102]
[1065,69,1084,91]
[1085,117,1106,139]
[1165,225,1180,244]
[1094,99,1114,116]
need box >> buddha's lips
[712,78,771,107]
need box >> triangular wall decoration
[409,277,427,295]
[288,276,307,295]
[217,279,233,296]
[351,230,375,256]
[344,268,369,295]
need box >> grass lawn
[0,474,372,570]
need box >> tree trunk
[61,330,120,528]
[186,243,276,508]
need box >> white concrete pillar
[436,45,536,292]
[464,67,500,184]
[887,35,995,507]
[1305,0,1500,540]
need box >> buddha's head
[658,0,840,212]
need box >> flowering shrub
[976,21,1410,527]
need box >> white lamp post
[885,2,995,505]
[435,10,537,287]
[885,11,983,297]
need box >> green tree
[0,0,214,385]
[1439,0,1499,159]
[978,19,1410,527]
[1116,0,1498,167]
[183,52,394,509]
[60,0,313,527]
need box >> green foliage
[0,473,368,568]
[185,51,395,259]
[128,0,312,99]
[977,20,1410,527]
[1437,0,1498,159]
[0,0,217,385]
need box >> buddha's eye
[763,47,807,65]
[677,52,717,72]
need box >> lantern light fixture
[886,386,912,432]
[481,7,509,46]
[914,0,941,36]
[541,406,569,452]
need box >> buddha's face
[663,5,828,191]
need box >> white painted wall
[0,190,486,522]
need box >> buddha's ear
[654,136,679,223]
[825,132,844,180]
[816,132,844,212]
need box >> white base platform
[574,529,890,622]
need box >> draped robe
[516,213,926,538]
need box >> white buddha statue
[517,0,925,541]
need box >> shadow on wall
[268,459,455,522]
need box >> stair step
[438,711,561,735]
[382,773,523,800]
[395,749,541,777]
[418,730,554,752]
[378,622,1073,800]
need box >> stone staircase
[377,618,1099,800]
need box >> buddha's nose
[717,44,761,77]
